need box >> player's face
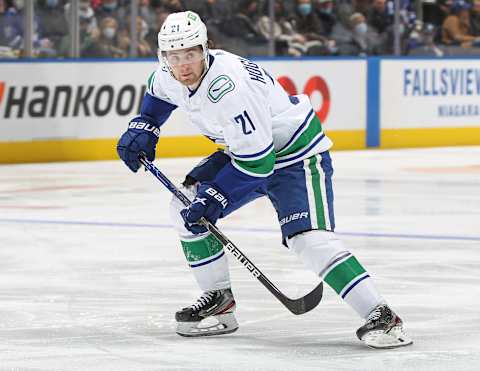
[166,47,205,87]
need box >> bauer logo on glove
[117,115,160,173]
[128,121,161,138]
[181,183,230,234]
[205,187,228,209]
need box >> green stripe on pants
[181,234,223,263]
[308,156,326,229]
[324,256,367,294]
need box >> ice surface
[0,147,479,371]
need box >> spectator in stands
[367,0,393,34]
[470,0,480,36]
[257,0,314,56]
[145,6,169,52]
[331,12,379,56]
[336,0,371,27]
[36,0,69,57]
[82,16,127,58]
[0,0,7,46]
[291,0,336,55]
[292,0,337,55]
[406,21,445,56]
[313,0,336,36]
[0,0,25,55]
[293,0,325,37]
[138,0,156,30]
[95,0,128,29]
[126,15,154,57]
[0,0,15,57]
[0,0,20,55]
[61,0,99,56]
[441,0,480,47]
[224,0,265,43]
[423,0,453,29]
[78,4,101,56]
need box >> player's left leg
[267,151,412,348]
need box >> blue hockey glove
[180,183,229,234]
[117,116,160,172]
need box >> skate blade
[363,327,413,349]
[176,313,239,338]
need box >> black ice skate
[175,288,238,337]
[356,304,413,349]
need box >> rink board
[0,59,365,163]
[379,58,480,148]
[1,57,480,163]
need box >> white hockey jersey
[147,49,332,178]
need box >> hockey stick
[139,155,323,315]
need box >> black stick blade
[283,281,324,315]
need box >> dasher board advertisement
[381,59,480,129]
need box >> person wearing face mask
[292,0,336,55]
[83,16,127,58]
[350,12,371,55]
[36,0,69,56]
[331,12,380,55]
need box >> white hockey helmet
[157,11,209,72]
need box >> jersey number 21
[234,110,256,135]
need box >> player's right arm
[117,70,177,172]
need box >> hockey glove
[180,183,229,234]
[117,116,160,172]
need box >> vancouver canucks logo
[187,12,197,21]
[207,75,235,103]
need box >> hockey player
[117,11,412,348]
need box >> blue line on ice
[0,218,479,242]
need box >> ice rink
[0,146,479,371]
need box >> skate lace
[190,291,216,311]
[367,306,383,323]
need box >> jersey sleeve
[218,80,275,178]
[141,68,178,127]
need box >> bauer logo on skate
[279,212,309,227]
